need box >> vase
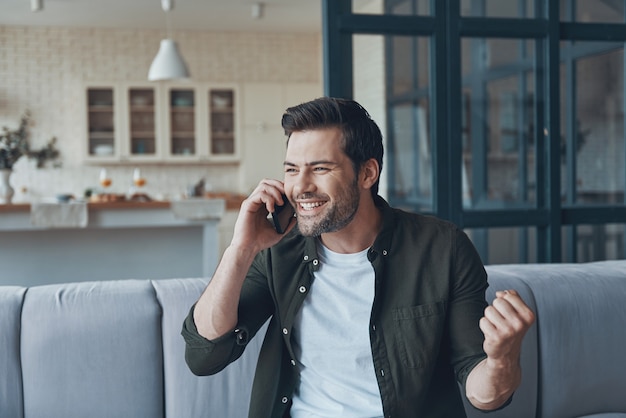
[0,169,14,204]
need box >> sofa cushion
[153,277,267,418]
[0,286,26,418]
[464,267,539,418]
[20,280,164,418]
[511,261,626,418]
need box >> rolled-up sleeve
[181,304,247,376]
[181,252,275,376]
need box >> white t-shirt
[290,242,384,418]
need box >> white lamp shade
[148,39,190,81]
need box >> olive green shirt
[182,196,489,418]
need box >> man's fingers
[247,179,286,213]
[494,290,536,326]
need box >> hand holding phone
[271,194,295,234]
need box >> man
[182,97,535,417]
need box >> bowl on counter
[132,96,150,106]
[172,97,193,107]
[93,145,114,156]
[56,194,74,203]
[212,95,231,109]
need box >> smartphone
[271,194,295,234]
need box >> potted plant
[0,111,60,203]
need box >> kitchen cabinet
[84,83,239,164]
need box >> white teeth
[300,202,324,210]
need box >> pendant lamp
[31,0,43,11]
[148,0,190,81]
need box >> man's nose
[291,170,316,197]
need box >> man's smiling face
[283,127,360,237]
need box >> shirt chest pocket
[392,301,447,369]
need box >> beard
[296,176,360,237]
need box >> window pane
[353,34,389,198]
[388,101,433,211]
[574,224,626,261]
[466,227,538,264]
[353,0,431,16]
[560,43,625,205]
[461,0,535,18]
[462,38,538,208]
[372,33,433,211]
[560,0,625,22]
[390,36,429,96]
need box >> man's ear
[360,158,380,190]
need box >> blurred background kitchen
[0,0,322,201]
[3,0,626,284]
[0,0,323,285]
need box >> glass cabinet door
[128,88,157,157]
[209,89,236,155]
[169,89,196,156]
[86,88,116,157]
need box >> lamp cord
[165,9,172,40]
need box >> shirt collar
[299,195,395,267]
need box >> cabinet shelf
[130,106,155,112]
[130,131,155,138]
[211,132,234,139]
[211,108,234,114]
[89,132,115,138]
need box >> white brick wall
[0,25,321,202]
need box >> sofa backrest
[0,278,264,418]
[481,261,626,418]
[2,260,626,418]
[500,261,626,418]
[20,280,165,417]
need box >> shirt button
[291,359,296,366]
[312,259,319,266]
[283,328,288,335]
[281,396,289,404]
[372,324,376,331]
[299,285,306,293]
[303,255,309,261]
[382,250,388,256]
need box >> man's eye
[314,167,329,172]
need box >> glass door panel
[128,88,157,156]
[366,33,433,211]
[209,89,235,155]
[461,37,538,209]
[169,89,196,156]
[461,0,535,18]
[86,88,115,157]
[573,45,624,205]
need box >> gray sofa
[1,260,626,418]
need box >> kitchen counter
[0,197,244,286]
[0,194,245,213]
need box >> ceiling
[0,0,322,33]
